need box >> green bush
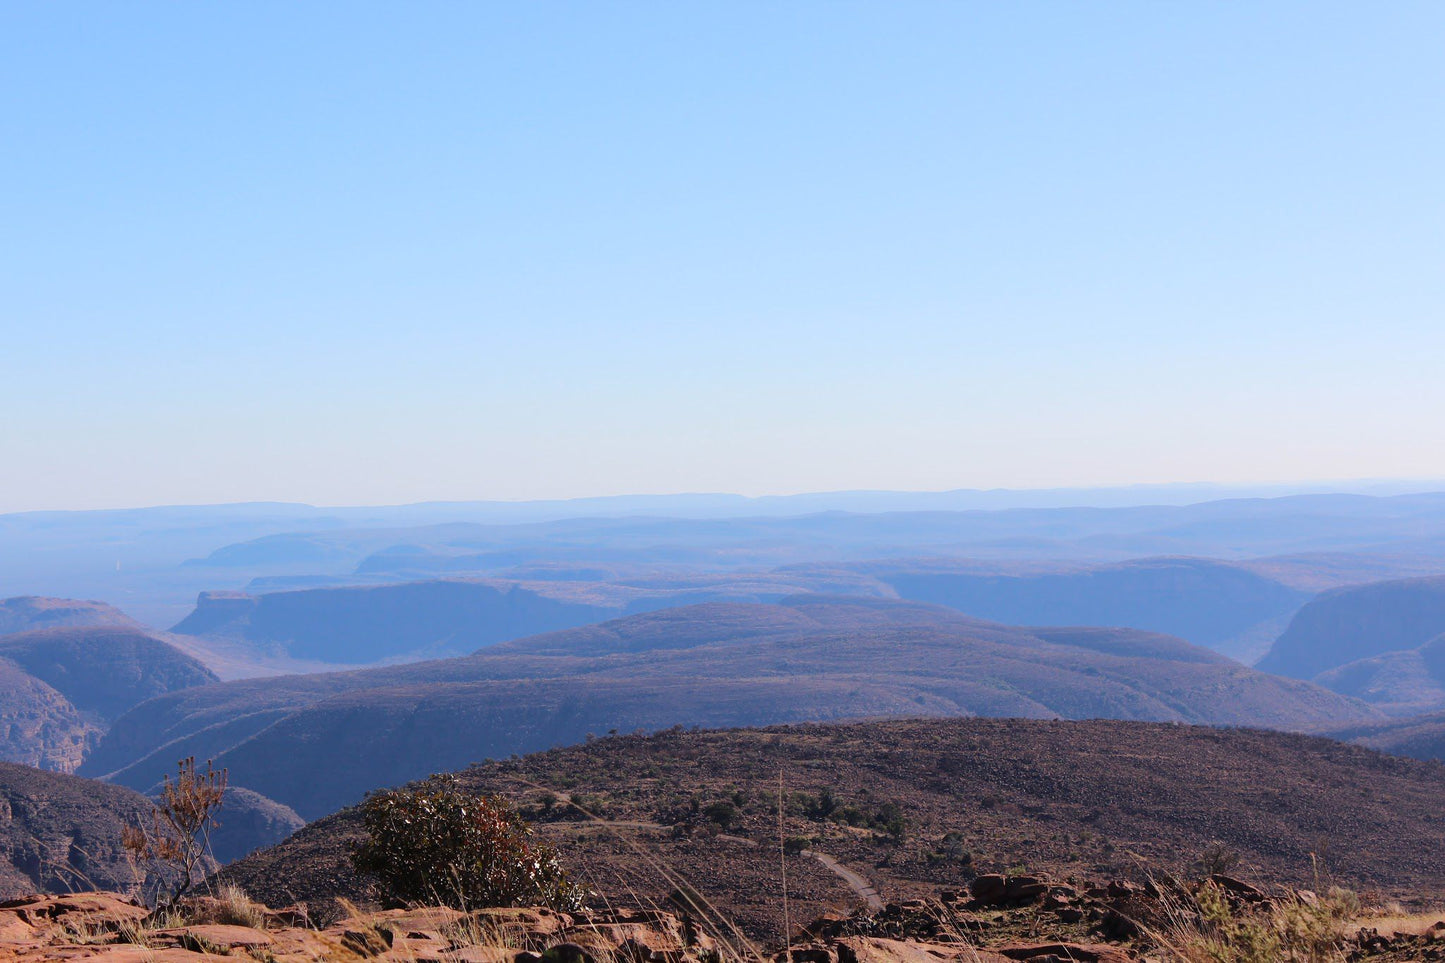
[703,800,741,829]
[351,775,584,911]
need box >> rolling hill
[222,717,1445,939]
[0,627,218,724]
[87,597,1376,819]
[1313,633,1445,716]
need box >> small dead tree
[122,757,227,906]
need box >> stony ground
[3,873,1442,963]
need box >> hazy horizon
[5,475,1445,518]
[6,3,1445,511]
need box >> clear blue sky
[3,2,1443,511]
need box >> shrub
[783,836,811,856]
[351,775,583,911]
[1192,842,1242,878]
[703,800,741,830]
[874,802,906,840]
[121,757,227,907]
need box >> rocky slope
[0,661,101,772]
[0,761,303,898]
[0,761,153,895]
[86,598,1376,818]
[222,717,1445,937]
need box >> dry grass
[1149,879,1357,963]
[211,882,268,929]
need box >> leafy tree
[351,775,583,910]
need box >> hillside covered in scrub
[223,717,1445,941]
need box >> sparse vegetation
[211,881,267,928]
[1153,878,1359,962]
[226,719,1445,944]
[350,774,584,911]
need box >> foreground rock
[1,881,1442,963]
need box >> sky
[3,2,1444,512]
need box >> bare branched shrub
[121,757,227,907]
[351,774,584,911]
[1191,842,1242,878]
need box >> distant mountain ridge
[1328,709,1445,764]
[8,489,1445,628]
[856,556,1308,662]
[1255,575,1445,716]
[165,557,1316,669]
[1314,635,1445,716]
